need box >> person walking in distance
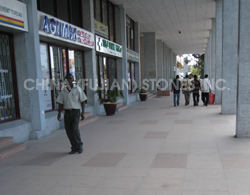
[192,75,201,106]
[203,74,212,106]
[182,75,192,106]
[200,76,205,105]
[57,73,87,154]
[171,75,181,106]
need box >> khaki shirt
[56,86,87,109]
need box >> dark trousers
[193,93,200,105]
[183,91,190,105]
[201,92,205,103]
[64,109,83,151]
[203,92,209,106]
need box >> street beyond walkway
[1,96,250,195]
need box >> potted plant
[97,89,124,116]
[135,87,147,101]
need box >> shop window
[97,55,117,99]
[50,46,67,110]
[108,58,116,89]
[40,43,53,110]
[38,0,55,16]
[68,50,85,91]
[37,0,83,28]
[108,3,115,42]
[0,33,19,122]
[128,62,136,93]
[126,16,135,50]
[40,43,85,111]
[57,0,69,22]
[102,0,108,26]
[71,0,82,27]
[94,0,101,22]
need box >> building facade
[0,0,176,142]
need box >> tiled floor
[1,95,250,195]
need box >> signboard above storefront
[127,49,139,62]
[94,20,109,39]
[0,0,28,31]
[96,35,122,58]
[38,11,95,49]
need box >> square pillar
[215,0,223,104]
[18,0,47,139]
[236,0,250,137]
[142,32,157,93]
[157,40,164,88]
[221,0,239,114]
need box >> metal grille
[0,33,16,121]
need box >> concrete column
[173,53,176,78]
[168,47,172,90]
[143,32,157,93]
[204,48,207,75]
[204,36,210,75]
[215,0,223,104]
[140,35,144,81]
[169,49,173,79]
[16,0,46,139]
[165,46,170,90]
[82,0,98,114]
[162,44,167,88]
[209,32,212,77]
[135,22,141,90]
[170,51,175,79]
[211,19,216,94]
[236,0,250,137]
[221,0,239,114]
[156,40,163,88]
[115,5,129,104]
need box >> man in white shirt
[57,73,87,154]
[203,74,212,106]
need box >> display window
[37,0,83,28]
[0,32,19,123]
[40,42,85,111]
[96,55,117,99]
[126,16,135,51]
[127,62,136,93]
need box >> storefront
[0,0,28,123]
[127,49,140,93]
[37,11,95,112]
[95,35,122,99]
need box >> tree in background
[191,54,204,77]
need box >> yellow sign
[95,20,108,38]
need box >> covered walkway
[1,95,250,195]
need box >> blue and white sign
[38,11,95,49]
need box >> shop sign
[94,20,108,39]
[127,49,139,62]
[96,35,122,58]
[0,0,28,31]
[38,11,95,49]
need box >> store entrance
[40,43,85,111]
[96,55,117,99]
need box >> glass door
[108,58,116,90]
[68,49,86,94]
[50,46,67,109]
